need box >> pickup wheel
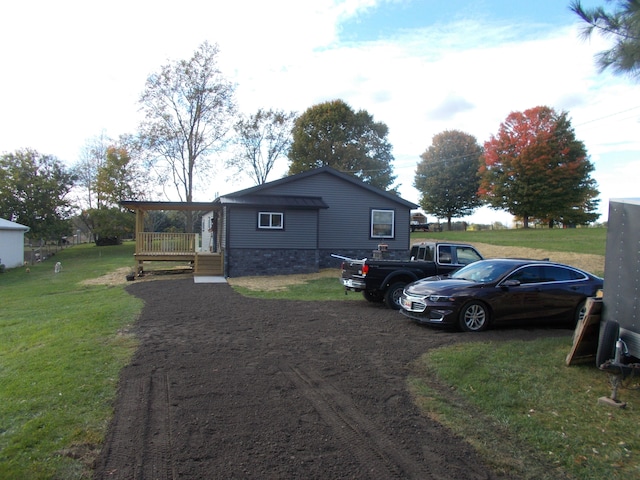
[363,290,384,303]
[385,282,406,310]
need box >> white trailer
[601,198,640,359]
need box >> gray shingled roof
[215,194,328,209]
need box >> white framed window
[371,209,394,238]
[258,211,283,229]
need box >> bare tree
[229,109,296,185]
[72,131,111,209]
[138,41,236,226]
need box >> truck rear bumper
[341,278,366,291]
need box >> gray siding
[228,207,318,249]
[249,172,412,253]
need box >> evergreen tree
[571,0,640,80]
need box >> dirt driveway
[93,278,571,479]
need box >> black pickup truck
[339,242,483,309]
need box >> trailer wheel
[596,320,619,368]
[384,282,406,310]
[362,290,384,303]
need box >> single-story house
[0,218,30,269]
[210,166,418,277]
[122,166,418,277]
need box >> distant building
[0,218,30,269]
[411,211,427,224]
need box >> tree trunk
[185,210,194,234]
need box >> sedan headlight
[428,295,454,302]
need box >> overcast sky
[1,0,638,225]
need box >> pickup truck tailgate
[340,260,366,291]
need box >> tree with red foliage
[479,106,599,228]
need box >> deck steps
[194,253,223,276]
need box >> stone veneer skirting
[226,248,410,277]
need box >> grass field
[409,337,640,480]
[0,243,140,479]
[412,226,607,256]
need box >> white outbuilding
[0,218,30,269]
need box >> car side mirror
[502,279,521,287]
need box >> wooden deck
[134,232,223,276]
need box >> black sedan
[400,258,603,332]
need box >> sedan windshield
[451,261,517,283]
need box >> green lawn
[412,226,607,255]
[0,243,140,479]
[409,338,640,480]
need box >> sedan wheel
[573,300,587,327]
[459,301,489,332]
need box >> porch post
[135,209,145,250]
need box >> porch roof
[120,201,218,211]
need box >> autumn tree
[138,41,236,230]
[0,149,76,240]
[95,145,145,208]
[229,108,296,185]
[571,0,640,80]
[288,99,397,191]
[414,130,483,230]
[480,106,599,228]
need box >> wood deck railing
[136,232,198,254]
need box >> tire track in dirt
[281,363,445,480]
[96,371,175,479]
[142,371,175,480]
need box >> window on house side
[258,212,284,229]
[371,209,394,238]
